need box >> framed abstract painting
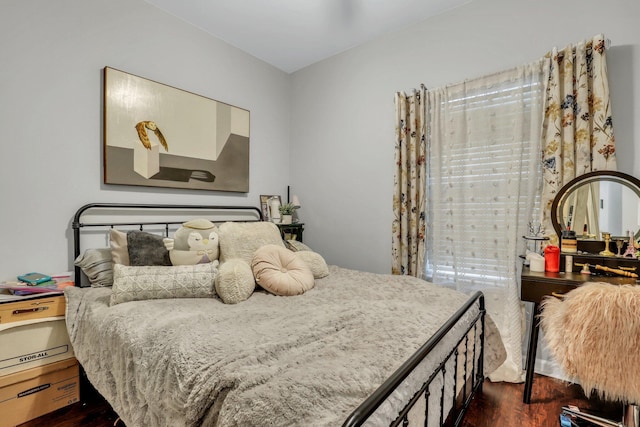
[103,67,250,192]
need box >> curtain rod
[397,36,610,98]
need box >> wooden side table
[276,223,304,242]
[521,266,638,403]
[0,293,79,425]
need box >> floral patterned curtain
[541,34,616,244]
[392,86,426,277]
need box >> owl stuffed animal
[163,219,219,266]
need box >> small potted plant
[278,203,297,225]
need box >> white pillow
[110,262,217,306]
[215,259,255,304]
[294,251,329,279]
[110,229,130,265]
[218,221,285,265]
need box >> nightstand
[276,223,304,242]
[0,294,79,425]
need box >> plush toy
[163,219,219,266]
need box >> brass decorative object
[575,262,639,278]
[578,262,592,275]
[594,264,638,278]
[599,232,615,257]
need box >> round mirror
[551,171,640,240]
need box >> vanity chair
[540,282,640,427]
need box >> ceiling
[145,0,470,73]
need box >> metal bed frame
[71,203,486,426]
[344,291,485,426]
[72,203,263,286]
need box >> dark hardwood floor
[18,381,121,427]
[19,374,622,427]
[461,374,621,427]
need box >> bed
[66,203,506,427]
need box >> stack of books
[0,273,73,301]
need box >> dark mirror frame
[550,170,640,240]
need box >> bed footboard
[343,291,485,427]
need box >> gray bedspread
[65,265,505,427]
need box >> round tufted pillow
[252,245,315,296]
[215,258,255,304]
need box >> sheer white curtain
[425,61,544,382]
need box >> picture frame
[260,195,281,221]
[103,67,250,192]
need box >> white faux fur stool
[541,282,640,427]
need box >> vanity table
[522,170,640,403]
[521,265,638,403]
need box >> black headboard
[72,203,263,286]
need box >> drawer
[0,317,74,376]
[0,296,65,325]
[0,358,79,427]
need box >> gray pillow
[74,248,114,287]
[110,263,218,306]
[127,231,171,266]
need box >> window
[424,65,543,293]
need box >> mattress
[65,265,505,426]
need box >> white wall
[290,0,640,273]
[0,0,291,278]
[2,0,639,279]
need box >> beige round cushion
[252,245,315,296]
[215,259,255,304]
